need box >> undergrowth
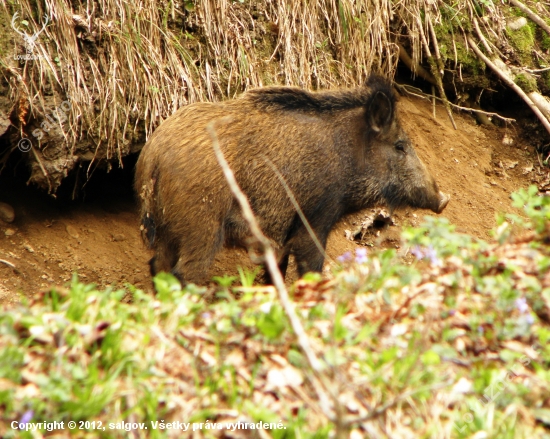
[1,186,550,438]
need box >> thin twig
[261,155,332,265]
[466,35,550,136]
[427,17,444,77]
[31,147,52,194]
[431,85,436,119]
[522,66,550,74]
[0,259,16,269]
[207,118,336,421]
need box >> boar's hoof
[436,192,450,213]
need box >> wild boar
[135,75,449,284]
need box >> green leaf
[421,350,441,366]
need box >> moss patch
[515,73,538,93]
[506,23,535,63]
[540,19,550,51]
[433,17,485,76]
[0,9,15,60]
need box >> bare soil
[0,94,545,304]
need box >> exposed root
[509,0,550,36]
[466,35,550,137]
[417,14,457,129]
[30,147,52,194]
[398,44,437,86]
[472,17,493,56]
[396,83,516,125]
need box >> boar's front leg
[291,222,332,278]
[262,251,290,284]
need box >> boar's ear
[367,91,394,134]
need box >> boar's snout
[434,192,450,214]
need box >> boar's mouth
[380,185,449,214]
[433,192,450,214]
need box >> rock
[4,228,15,237]
[0,110,10,137]
[507,17,528,31]
[502,134,514,146]
[112,233,126,242]
[66,224,80,239]
[0,202,15,223]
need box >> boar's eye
[395,141,406,153]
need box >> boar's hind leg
[171,227,224,285]
[149,236,179,277]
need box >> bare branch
[473,17,493,55]
[395,83,516,124]
[522,66,550,74]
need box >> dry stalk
[522,66,550,74]
[426,17,444,77]
[466,35,550,136]
[472,17,493,55]
[396,83,516,124]
[261,156,332,264]
[416,13,457,129]
[206,118,338,424]
[31,147,52,193]
[0,259,16,269]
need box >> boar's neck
[343,175,385,213]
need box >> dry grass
[0,0,549,191]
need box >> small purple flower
[515,297,528,314]
[337,251,352,263]
[411,245,424,259]
[355,247,368,264]
[448,309,456,316]
[19,410,33,427]
[424,245,442,267]
[525,314,535,325]
[477,326,484,335]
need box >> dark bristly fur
[246,75,394,113]
[135,75,449,285]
